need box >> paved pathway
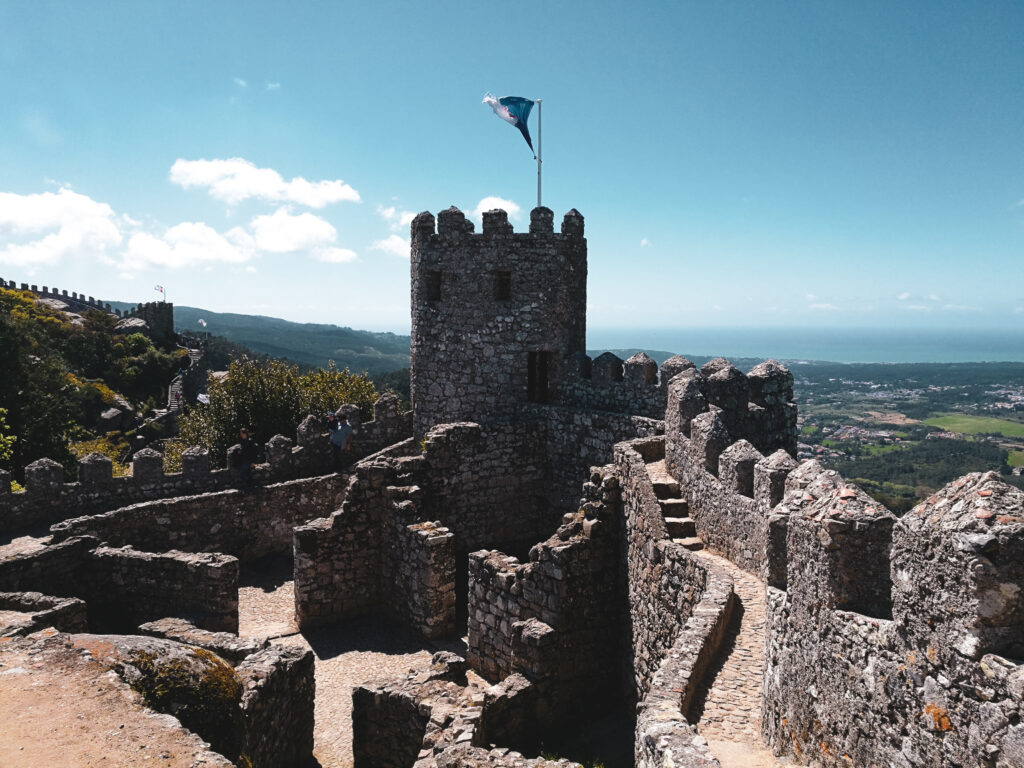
[238,556,461,768]
[689,551,788,767]
[644,460,787,767]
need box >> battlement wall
[0,278,177,342]
[0,394,411,536]
[410,206,587,435]
[762,467,1024,767]
[1,276,119,315]
[554,351,692,419]
[655,358,1024,767]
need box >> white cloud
[640,237,651,247]
[372,234,410,259]
[233,77,247,88]
[1013,306,1024,314]
[942,303,980,312]
[317,247,357,263]
[805,293,817,301]
[169,158,360,208]
[125,223,254,269]
[897,291,911,300]
[266,82,280,91]
[472,196,521,221]
[0,188,122,267]
[377,205,416,231]
[903,304,930,312]
[250,207,337,253]
[809,303,839,311]
[926,293,940,301]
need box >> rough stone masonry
[1,206,1021,768]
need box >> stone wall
[0,538,238,634]
[236,645,316,768]
[664,358,797,475]
[51,472,347,561]
[0,395,411,535]
[614,435,744,767]
[0,535,97,597]
[419,421,549,553]
[353,651,580,768]
[294,439,459,637]
[555,351,695,419]
[763,467,1024,767]
[522,402,663,513]
[410,207,587,436]
[663,358,799,575]
[86,546,238,633]
[0,591,88,636]
[466,465,622,717]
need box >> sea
[587,326,1024,365]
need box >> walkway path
[238,556,461,768]
[689,551,787,767]
[645,460,788,768]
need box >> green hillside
[113,303,411,375]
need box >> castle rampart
[0,393,411,535]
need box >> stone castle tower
[409,206,587,436]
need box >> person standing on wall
[237,427,259,490]
[328,412,354,468]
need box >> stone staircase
[649,462,703,551]
[166,346,205,412]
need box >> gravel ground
[238,556,464,768]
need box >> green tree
[0,287,78,478]
[0,407,15,464]
[170,357,378,468]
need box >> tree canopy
[168,357,378,468]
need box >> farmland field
[923,414,1024,438]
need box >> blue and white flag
[483,93,535,153]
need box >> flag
[154,285,164,294]
[483,93,535,153]
[198,318,207,327]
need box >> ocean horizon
[587,326,1024,365]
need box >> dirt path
[0,631,230,767]
[238,557,459,768]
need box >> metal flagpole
[536,99,542,208]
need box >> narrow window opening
[426,271,442,303]
[527,351,551,404]
[494,270,511,301]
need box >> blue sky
[1,1,1022,334]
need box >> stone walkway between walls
[238,555,464,768]
[645,461,788,767]
[688,550,790,768]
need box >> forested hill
[113,304,411,375]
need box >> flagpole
[536,99,542,208]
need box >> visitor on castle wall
[327,412,354,468]
[237,427,259,489]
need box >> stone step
[652,478,680,499]
[673,536,704,551]
[665,516,696,538]
[659,497,689,516]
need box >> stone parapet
[0,396,412,536]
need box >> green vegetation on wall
[166,357,379,469]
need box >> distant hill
[111,303,411,375]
